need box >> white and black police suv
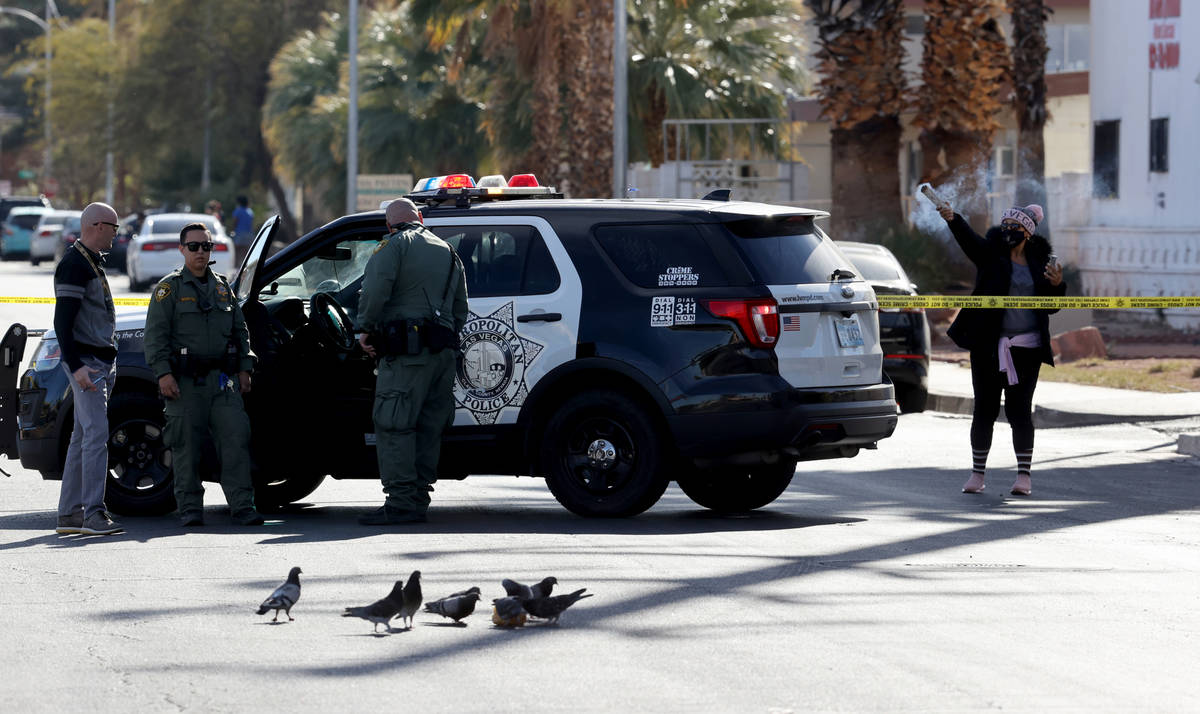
[1,174,896,517]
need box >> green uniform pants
[372,349,456,512]
[164,370,256,515]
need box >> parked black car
[835,241,930,413]
[6,184,897,518]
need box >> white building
[1058,0,1200,328]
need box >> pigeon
[491,596,528,627]
[520,588,593,624]
[256,566,302,622]
[501,576,557,600]
[424,586,481,624]
[342,580,405,633]
[393,570,423,630]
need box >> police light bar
[441,174,475,189]
[477,175,507,188]
[508,174,539,187]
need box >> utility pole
[44,0,51,185]
[201,1,212,192]
[105,0,114,204]
[612,0,627,198]
[346,0,359,214]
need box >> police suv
[1,175,897,517]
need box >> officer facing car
[143,223,263,527]
[356,198,467,525]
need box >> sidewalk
[927,359,1200,429]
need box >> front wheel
[104,392,176,516]
[540,390,669,517]
[676,461,797,512]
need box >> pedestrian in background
[356,198,467,525]
[938,203,1066,496]
[143,223,263,526]
[205,199,223,225]
[231,195,254,265]
[52,202,123,535]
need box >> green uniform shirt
[144,267,255,379]
[358,223,468,335]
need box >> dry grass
[1042,358,1200,392]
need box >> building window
[994,146,1015,178]
[904,14,924,35]
[1094,120,1120,198]
[1046,24,1089,73]
[1150,118,1169,173]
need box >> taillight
[212,242,228,252]
[703,298,780,349]
[39,229,54,237]
[140,242,174,252]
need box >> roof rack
[405,186,564,209]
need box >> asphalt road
[2,259,1198,712]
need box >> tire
[31,257,40,267]
[676,461,797,512]
[540,390,669,517]
[897,385,928,414]
[254,472,326,511]
[104,391,177,516]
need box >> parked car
[29,210,81,266]
[125,213,233,291]
[1,206,53,261]
[6,178,897,517]
[54,215,83,263]
[0,195,51,225]
[834,241,930,413]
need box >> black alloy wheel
[104,392,177,516]
[676,461,798,512]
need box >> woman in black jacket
[937,203,1066,496]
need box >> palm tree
[805,0,906,241]
[912,0,1010,227]
[1011,0,1052,216]
[628,0,805,166]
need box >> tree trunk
[830,115,903,241]
[1011,0,1051,233]
[920,127,991,230]
[643,87,667,166]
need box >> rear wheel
[104,392,176,516]
[676,461,797,512]
[254,472,326,511]
[897,385,928,414]
[541,390,669,517]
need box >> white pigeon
[256,567,302,622]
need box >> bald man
[52,202,123,535]
[356,198,467,525]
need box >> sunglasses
[184,241,215,252]
[93,221,119,229]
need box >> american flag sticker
[782,315,803,331]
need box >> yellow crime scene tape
[2,295,1198,309]
[874,295,1200,310]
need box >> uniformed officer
[356,198,467,525]
[143,222,263,527]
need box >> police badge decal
[454,302,543,425]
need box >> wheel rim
[108,417,172,495]
[561,416,637,496]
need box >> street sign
[0,180,11,196]
[356,174,413,212]
[17,169,33,180]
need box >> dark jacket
[945,214,1066,366]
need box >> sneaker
[55,513,83,534]
[358,505,427,526]
[961,472,986,494]
[80,511,124,536]
[1010,474,1032,496]
[179,511,205,527]
[233,509,265,526]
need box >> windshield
[841,252,905,282]
[269,238,381,306]
[724,217,850,285]
[143,217,222,236]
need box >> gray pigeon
[342,580,405,633]
[256,566,302,622]
[424,587,481,624]
[501,576,557,600]
[520,588,593,624]
[393,570,422,630]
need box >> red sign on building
[1149,0,1181,70]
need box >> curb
[927,390,1200,429]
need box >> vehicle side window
[428,225,560,298]
[268,234,383,306]
[593,223,732,288]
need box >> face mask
[1001,225,1025,247]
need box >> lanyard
[73,241,115,319]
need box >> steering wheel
[308,291,355,352]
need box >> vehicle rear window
[723,217,848,285]
[842,252,903,282]
[145,217,221,236]
[594,223,731,288]
[11,214,41,230]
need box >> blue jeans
[59,356,115,519]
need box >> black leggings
[970,345,1042,453]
